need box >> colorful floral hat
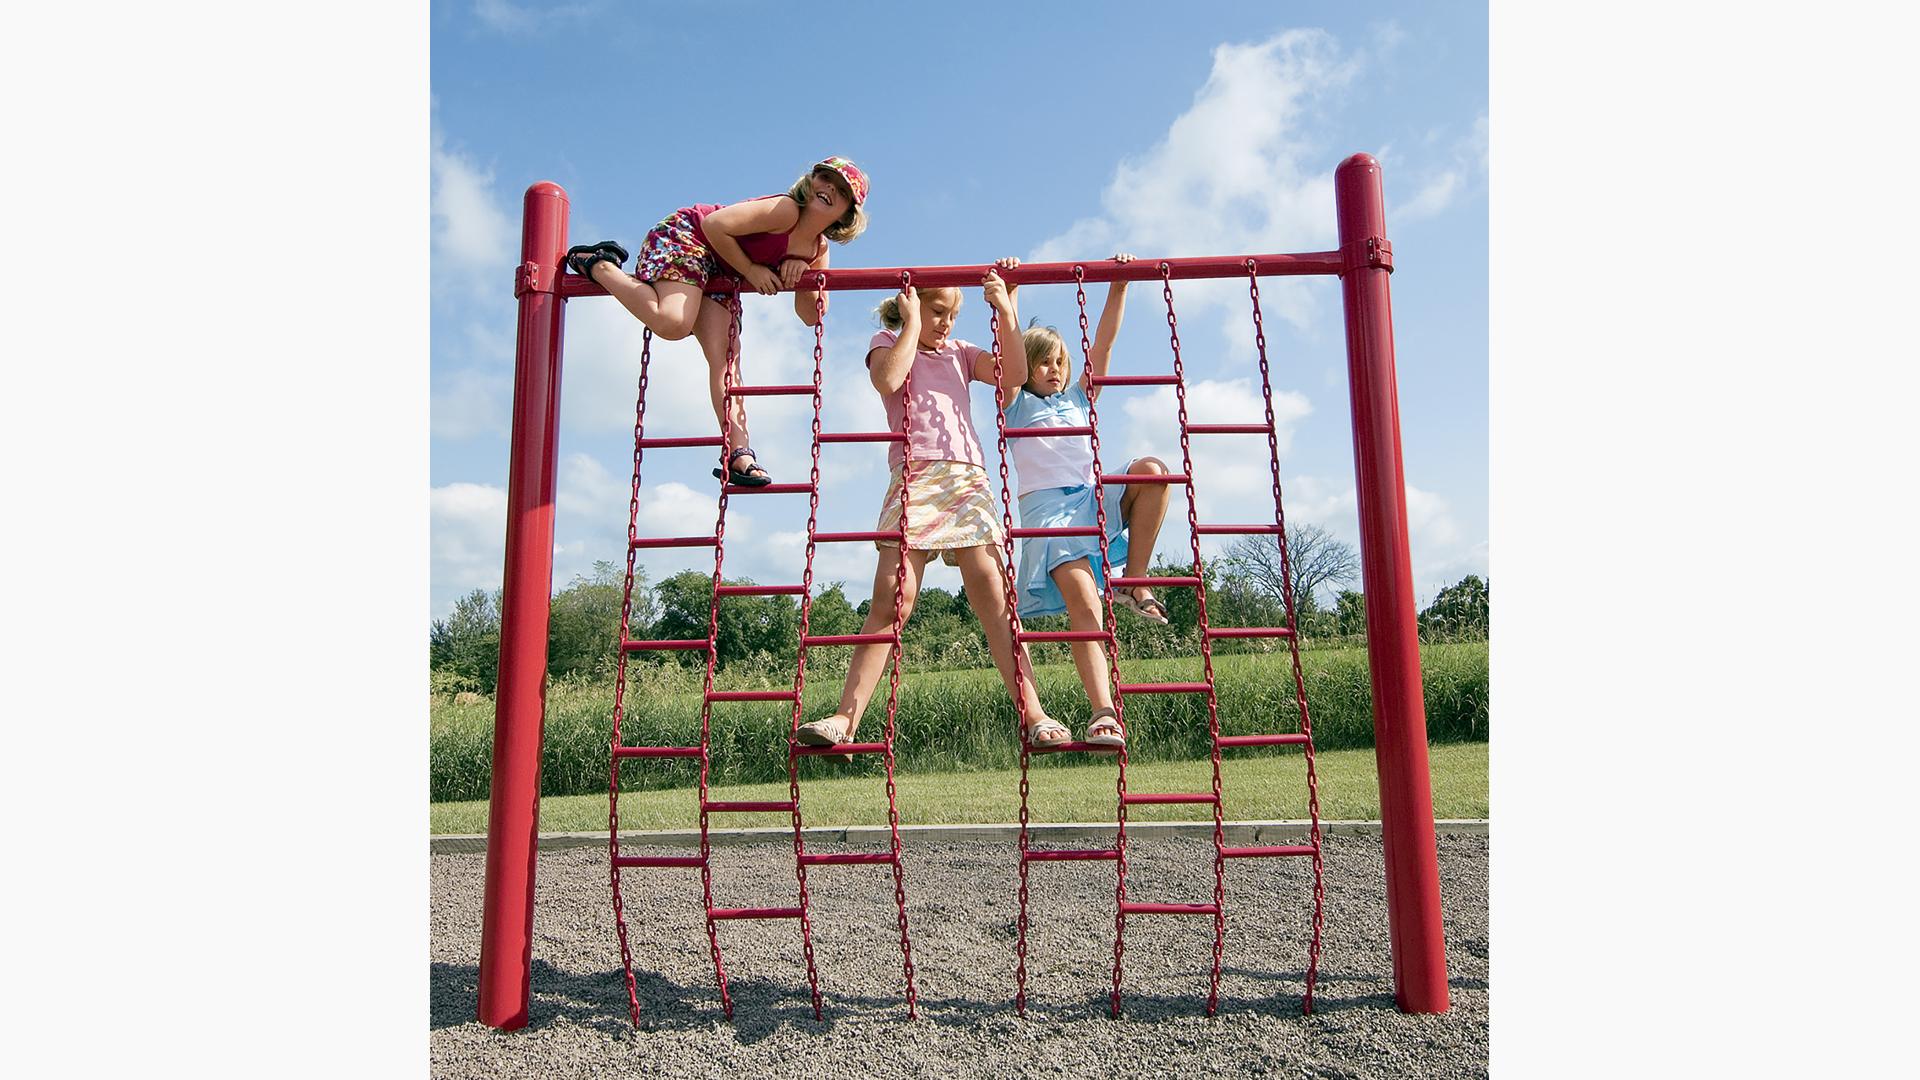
[813,157,869,206]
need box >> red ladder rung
[818,431,908,443]
[613,745,703,759]
[1110,575,1201,588]
[1029,740,1121,755]
[799,852,897,866]
[1088,374,1179,386]
[1003,425,1094,438]
[703,799,796,813]
[1016,630,1113,643]
[792,741,888,757]
[1100,472,1190,485]
[813,529,906,543]
[802,632,899,646]
[1194,524,1281,535]
[622,638,711,652]
[1204,626,1293,639]
[709,906,804,921]
[636,435,725,448]
[1116,682,1214,695]
[1184,423,1274,435]
[1011,526,1102,538]
[1119,902,1220,915]
[1122,792,1219,805]
[725,384,815,397]
[725,483,814,495]
[1220,845,1316,859]
[631,534,718,549]
[1022,848,1120,862]
[715,583,807,596]
[1217,733,1310,748]
[705,690,798,702]
[613,854,705,868]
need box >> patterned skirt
[874,460,1005,567]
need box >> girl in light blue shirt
[998,254,1173,750]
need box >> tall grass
[429,641,1488,803]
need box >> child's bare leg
[951,545,1047,723]
[822,545,929,740]
[587,263,702,340]
[693,298,756,472]
[1050,558,1115,713]
[1119,456,1172,603]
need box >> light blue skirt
[1014,482,1129,619]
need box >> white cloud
[473,0,601,33]
[430,367,511,439]
[1403,481,1460,548]
[1388,112,1488,223]
[1117,377,1314,527]
[1029,30,1360,336]
[430,481,507,617]
[431,134,513,295]
[1397,171,1462,222]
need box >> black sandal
[713,446,773,487]
[565,240,629,278]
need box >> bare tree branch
[1220,523,1358,612]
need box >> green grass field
[430,643,1488,803]
[430,741,1486,834]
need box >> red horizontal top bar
[560,252,1344,298]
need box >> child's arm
[870,286,920,395]
[1084,252,1135,400]
[701,197,803,295]
[971,259,1027,405]
[792,239,829,326]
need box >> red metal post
[1333,153,1451,1013]
[477,180,570,1030]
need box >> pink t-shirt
[867,328,991,470]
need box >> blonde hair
[788,168,869,243]
[1022,323,1070,391]
[874,287,962,330]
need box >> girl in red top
[567,157,871,485]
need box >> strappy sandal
[564,240,629,278]
[713,446,773,487]
[796,714,854,763]
[1085,707,1126,750]
[1024,717,1071,749]
[1114,589,1169,625]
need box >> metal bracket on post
[1339,236,1394,276]
[514,260,555,298]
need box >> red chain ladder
[1094,264,1327,1016]
[785,271,920,1019]
[993,267,1132,1017]
[608,282,923,1024]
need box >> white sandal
[1085,707,1127,750]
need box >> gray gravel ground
[432,830,1487,1078]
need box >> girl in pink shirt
[566,157,871,486]
[796,265,1069,753]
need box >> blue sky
[430,1,1488,618]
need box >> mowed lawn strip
[429,742,1487,834]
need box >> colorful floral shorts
[875,460,1005,567]
[636,208,731,296]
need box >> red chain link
[882,270,919,1016]
[1247,262,1325,1012]
[984,281,1040,1016]
[1077,267,1137,1021]
[608,327,655,1028]
[786,281,830,1020]
[1156,265,1229,1016]
[697,294,744,1016]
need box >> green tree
[430,588,502,692]
[804,582,860,638]
[1335,589,1367,638]
[1419,575,1489,641]
[650,570,800,667]
[547,561,649,681]
[1219,523,1359,635]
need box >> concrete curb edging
[430,819,1489,855]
